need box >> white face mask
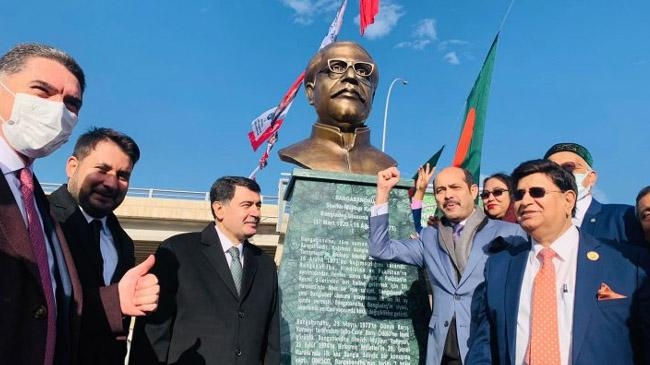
[573,171,591,200]
[0,82,78,159]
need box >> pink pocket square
[597,283,626,300]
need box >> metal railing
[40,183,282,205]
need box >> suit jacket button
[235,348,242,357]
[238,311,245,318]
[444,321,449,327]
[34,305,47,319]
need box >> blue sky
[1,0,648,204]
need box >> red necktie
[19,168,56,365]
[527,247,561,365]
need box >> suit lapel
[581,199,601,234]
[50,186,104,284]
[571,234,602,363]
[199,224,239,299]
[435,226,459,288]
[0,173,41,282]
[240,241,259,299]
[458,223,492,287]
[505,239,530,365]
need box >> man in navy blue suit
[466,159,650,365]
[544,142,643,243]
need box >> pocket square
[597,283,626,300]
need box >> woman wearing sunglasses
[481,173,517,223]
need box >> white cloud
[395,39,431,50]
[443,52,460,65]
[282,0,340,25]
[393,17,437,50]
[438,39,469,51]
[413,19,437,40]
[354,1,405,40]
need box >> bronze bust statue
[278,41,397,175]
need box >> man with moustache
[132,176,280,365]
[0,44,158,365]
[48,127,143,365]
[466,159,650,365]
[369,166,525,365]
[278,41,396,175]
[544,142,643,243]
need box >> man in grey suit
[369,166,525,365]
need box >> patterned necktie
[19,168,56,365]
[228,246,243,295]
[452,223,464,246]
[528,247,561,365]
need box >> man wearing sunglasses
[544,142,642,243]
[466,159,650,365]
[369,166,525,365]
[278,41,396,175]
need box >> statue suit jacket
[581,198,644,244]
[0,174,82,364]
[48,184,134,365]
[368,212,526,365]
[465,232,650,365]
[131,222,280,365]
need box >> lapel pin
[587,251,599,261]
[590,218,596,223]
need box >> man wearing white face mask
[0,43,160,365]
[544,142,643,243]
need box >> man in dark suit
[132,176,280,365]
[544,142,643,243]
[466,159,650,365]
[49,127,143,365]
[0,44,159,365]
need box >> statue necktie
[228,246,243,295]
[19,168,56,365]
[528,247,561,365]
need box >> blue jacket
[368,213,525,365]
[466,232,650,365]
[582,198,643,244]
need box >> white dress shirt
[516,226,579,365]
[215,225,244,268]
[80,209,118,285]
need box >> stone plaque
[279,169,429,364]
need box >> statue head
[304,41,379,132]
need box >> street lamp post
[382,77,408,152]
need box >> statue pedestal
[278,169,429,364]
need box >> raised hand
[118,255,160,316]
[413,163,435,201]
[376,167,400,205]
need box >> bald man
[368,166,526,365]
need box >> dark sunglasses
[514,187,563,201]
[480,188,508,200]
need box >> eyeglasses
[513,187,564,201]
[324,58,375,78]
[480,188,509,200]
